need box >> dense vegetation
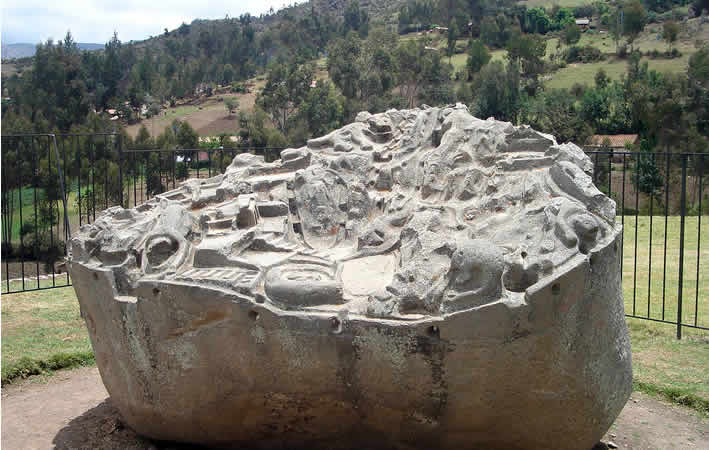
[2,0,708,152]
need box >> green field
[545,54,692,89]
[517,0,587,9]
[1,279,93,383]
[450,48,507,73]
[620,216,707,327]
[2,216,707,404]
[545,19,709,89]
[620,216,708,403]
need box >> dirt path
[2,367,708,449]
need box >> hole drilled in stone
[551,284,561,295]
[427,325,440,338]
[153,287,160,296]
[521,251,528,258]
[248,310,259,321]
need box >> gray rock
[69,106,632,450]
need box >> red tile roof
[586,134,638,148]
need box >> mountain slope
[2,42,103,59]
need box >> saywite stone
[69,105,632,450]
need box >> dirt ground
[124,86,261,140]
[2,367,708,450]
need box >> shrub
[570,82,586,98]
[565,45,604,63]
[618,44,629,58]
[1,351,95,385]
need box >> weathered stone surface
[69,105,632,450]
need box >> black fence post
[118,133,124,208]
[677,154,688,339]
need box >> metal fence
[587,151,707,338]
[0,133,284,294]
[1,134,706,337]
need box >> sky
[2,1,283,44]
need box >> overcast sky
[2,1,284,44]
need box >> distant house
[586,134,638,149]
[575,18,591,29]
[197,151,211,163]
[586,134,638,162]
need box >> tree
[622,0,647,51]
[222,63,234,84]
[135,125,154,148]
[344,0,369,37]
[327,30,399,109]
[257,61,314,132]
[447,19,460,63]
[595,68,610,89]
[472,61,520,122]
[299,81,345,137]
[553,8,576,30]
[633,140,663,200]
[581,87,610,130]
[609,7,623,54]
[663,21,680,53]
[526,8,552,34]
[327,35,362,99]
[506,32,547,91]
[177,121,199,148]
[562,24,581,47]
[522,89,591,144]
[466,40,491,79]
[225,97,238,115]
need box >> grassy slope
[546,19,709,89]
[2,217,707,404]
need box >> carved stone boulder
[69,105,632,450]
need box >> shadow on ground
[52,399,201,450]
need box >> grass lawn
[620,215,708,405]
[2,216,707,406]
[1,279,93,383]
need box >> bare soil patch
[1,367,707,450]
[125,83,261,140]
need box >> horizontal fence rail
[1,134,706,337]
[1,133,285,294]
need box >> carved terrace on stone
[70,105,632,450]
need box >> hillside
[3,0,708,157]
[1,42,102,59]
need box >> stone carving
[69,105,632,450]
